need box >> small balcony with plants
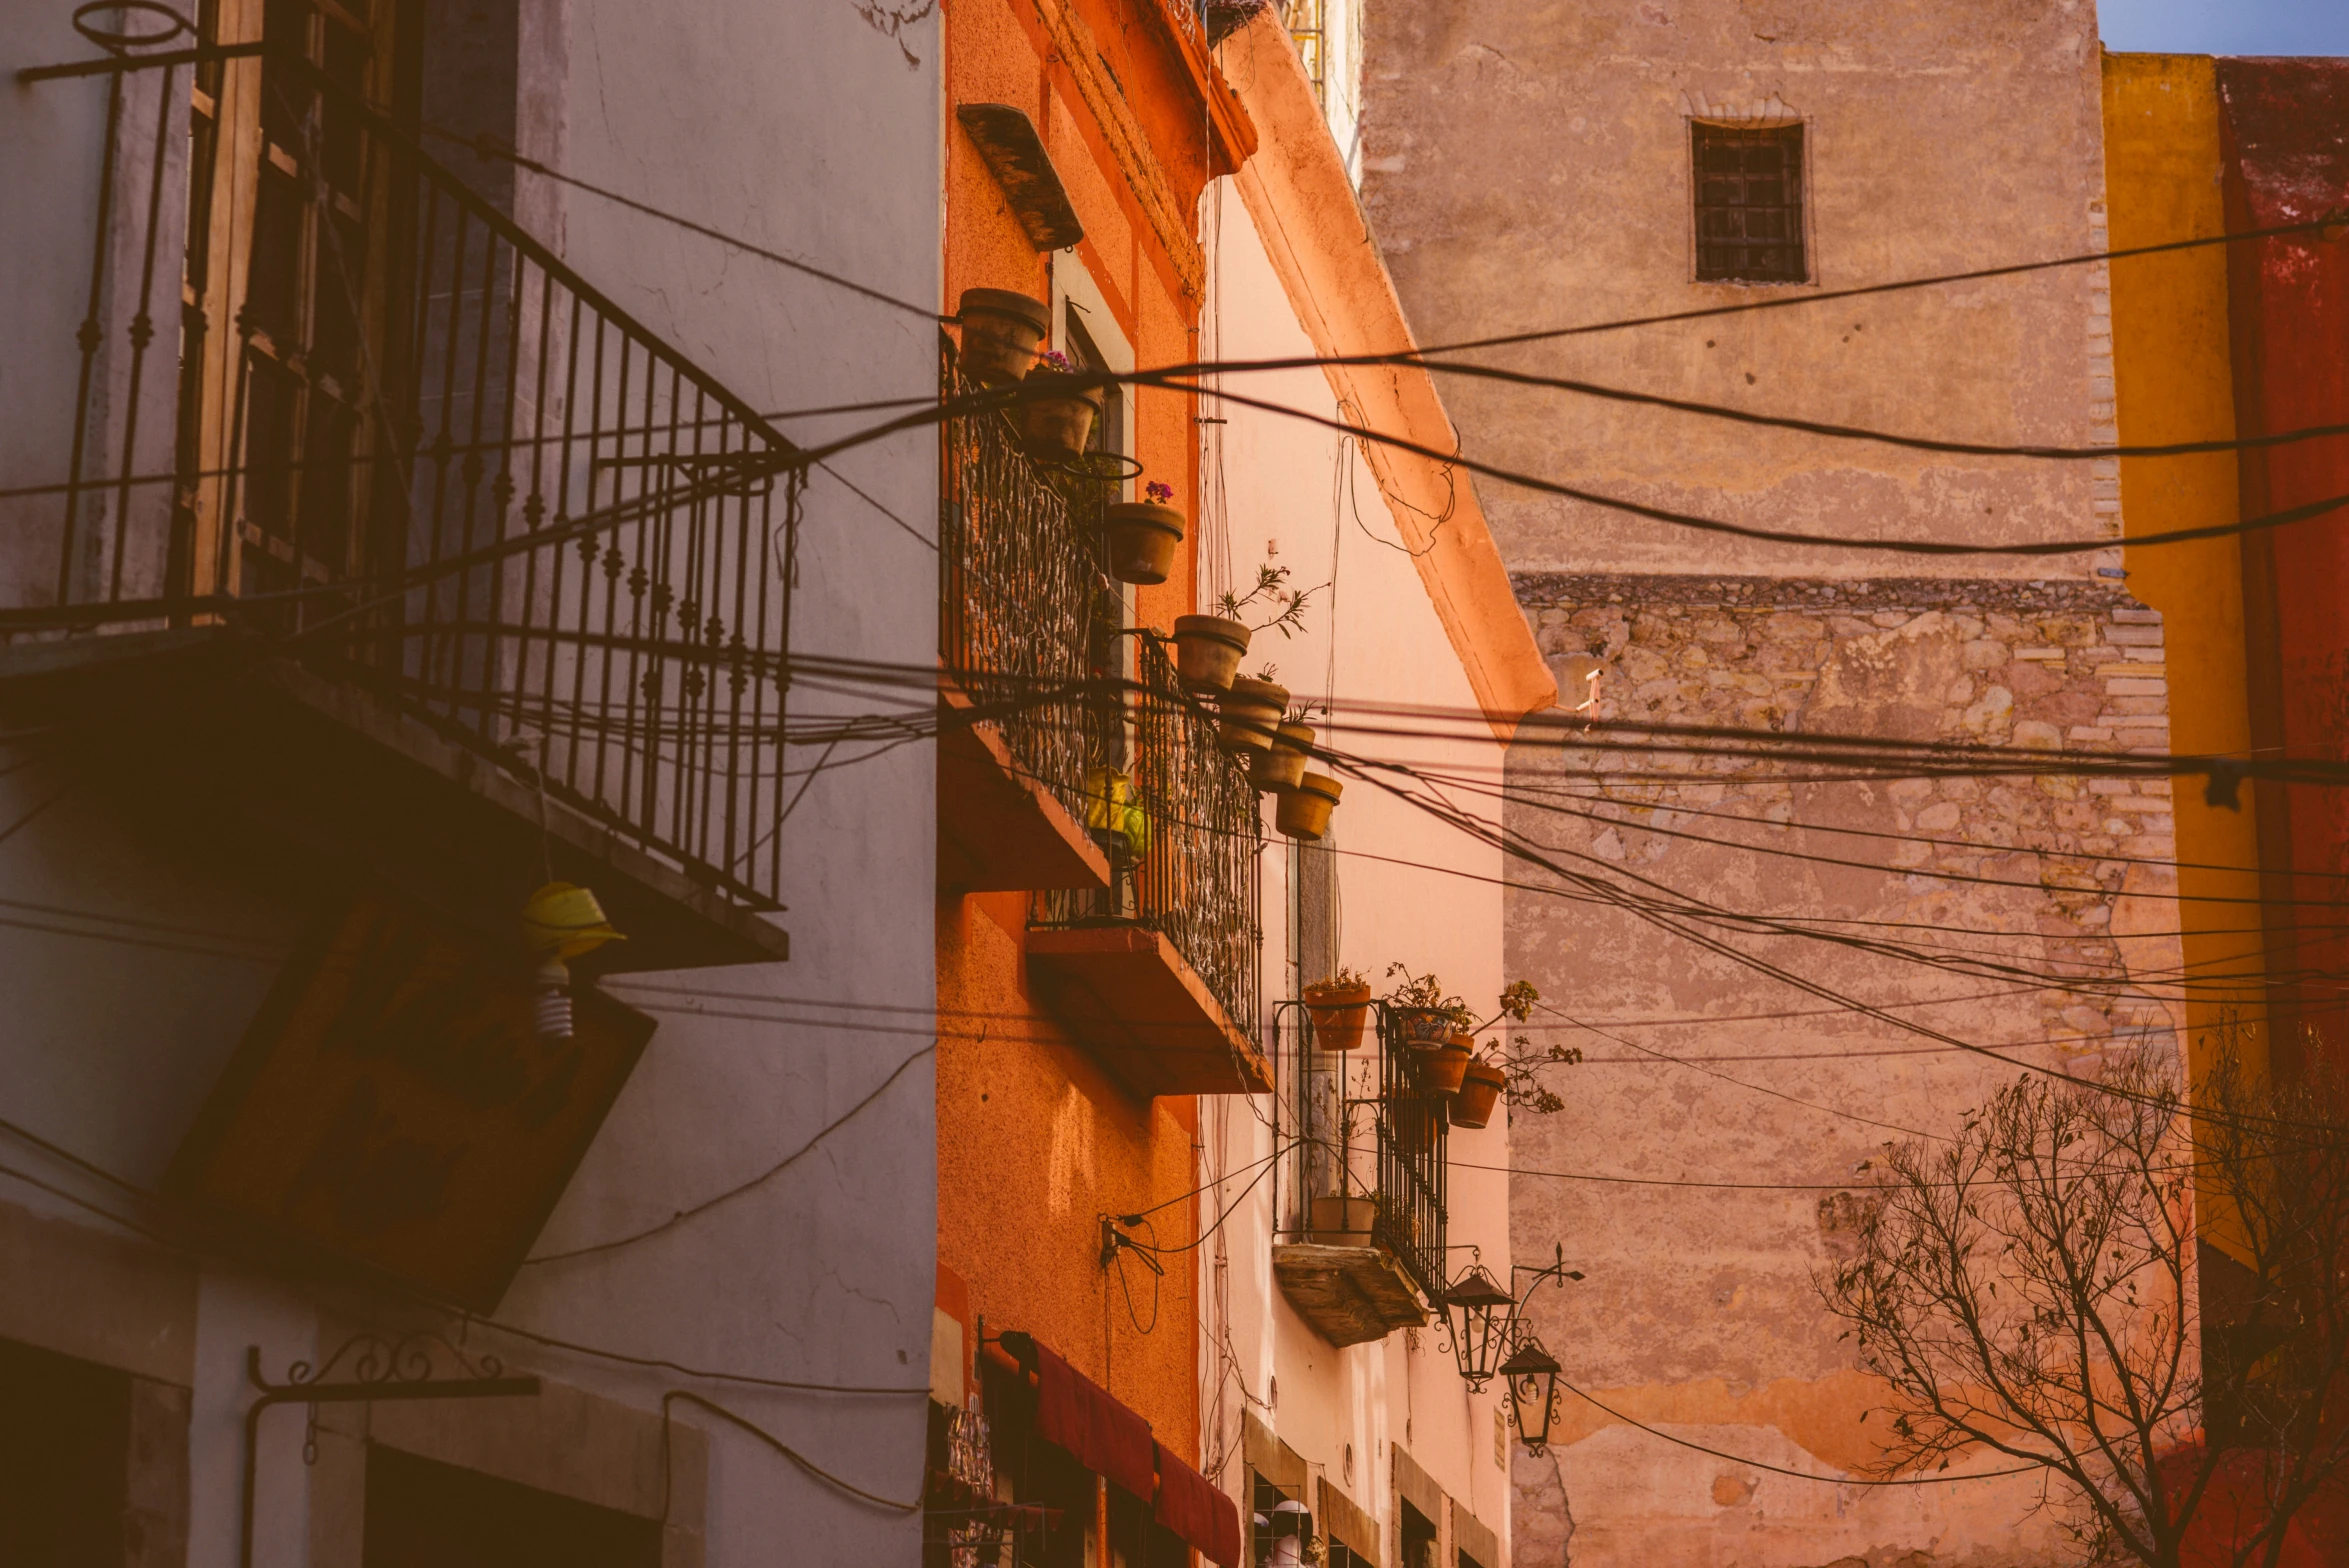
[1268,971,1549,1346]
[940,291,1301,1097]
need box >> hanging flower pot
[1394,1007,1454,1051]
[956,288,1048,386]
[1171,615,1250,692]
[1302,973,1373,1052]
[1418,1032,1473,1096]
[1451,1056,1506,1128]
[1101,502,1185,585]
[1017,370,1102,463]
[1275,772,1340,841]
[1217,677,1288,753]
[1248,721,1314,792]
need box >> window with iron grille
[1691,122,1807,284]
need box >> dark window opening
[1399,1498,1438,1568]
[0,1337,131,1568]
[1692,123,1806,284]
[361,1445,662,1568]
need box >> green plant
[1214,563,1315,639]
[1488,1035,1584,1114]
[1308,965,1368,993]
[1382,964,1472,1031]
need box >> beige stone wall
[1352,3,2174,1560]
[1358,0,2118,579]
[1501,576,2183,1565]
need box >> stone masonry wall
[1501,573,2185,1568]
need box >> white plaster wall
[0,1,940,1562]
[1200,174,1517,1562]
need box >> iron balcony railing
[939,348,1261,1047]
[939,342,1104,834]
[17,34,797,909]
[1274,1000,1449,1302]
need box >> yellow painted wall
[2102,53,2267,1081]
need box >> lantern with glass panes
[1434,1243,1582,1392]
[1499,1335,1565,1455]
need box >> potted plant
[956,287,1048,386]
[1276,772,1341,842]
[1302,965,1372,1052]
[1102,479,1184,585]
[1451,1052,1508,1128]
[1249,717,1314,793]
[1309,1190,1376,1245]
[1017,350,1102,463]
[1420,1031,1474,1096]
[1171,614,1250,692]
[1384,965,1471,1055]
[1218,667,1288,754]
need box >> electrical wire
[521,1043,936,1265]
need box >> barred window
[1692,123,1807,283]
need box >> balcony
[938,347,1265,1095]
[5,42,792,967]
[1271,1003,1448,1346]
[937,348,1112,896]
[1028,634,1268,1096]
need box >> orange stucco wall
[2102,53,2268,1080]
[936,0,1239,1464]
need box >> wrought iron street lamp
[1437,1263,1515,1389]
[1499,1336,1564,1455]
[1437,1244,1582,1394]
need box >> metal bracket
[239,1332,539,1568]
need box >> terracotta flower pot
[957,288,1048,386]
[1451,1058,1506,1129]
[1420,1036,1473,1097]
[1276,772,1341,841]
[1217,677,1288,754]
[1101,501,1184,585]
[1302,979,1372,1052]
[1394,1007,1454,1050]
[1309,1194,1376,1245]
[1248,722,1314,792]
[1171,615,1250,692]
[1017,370,1102,462]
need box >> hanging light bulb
[522,881,624,1042]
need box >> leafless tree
[1817,1036,2349,1567]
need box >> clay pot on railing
[1393,1006,1454,1051]
[1451,1057,1506,1128]
[1302,977,1373,1052]
[1417,1032,1474,1097]
[1276,772,1340,841]
[1171,615,1250,692]
[956,288,1049,386]
[1248,721,1314,792]
[1309,1194,1376,1246]
[1018,371,1102,463]
[1102,502,1185,585]
[1217,676,1288,754]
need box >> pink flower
[1034,349,1074,373]
[1145,480,1175,503]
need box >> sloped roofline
[1213,13,1557,739]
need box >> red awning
[1153,1441,1242,1568]
[1029,1339,1156,1500]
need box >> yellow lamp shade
[522,881,624,962]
